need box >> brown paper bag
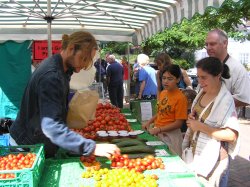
[67,90,99,129]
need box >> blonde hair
[137,54,149,66]
[61,31,98,70]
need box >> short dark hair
[161,64,182,79]
[196,57,230,79]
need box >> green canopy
[0,40,31,119]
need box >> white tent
[0,0,240,48]
[0,0,240,92]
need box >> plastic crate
[0,134,9,147]
[0,144,45,187]
[88,82,104,99]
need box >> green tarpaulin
[0,40,31,119]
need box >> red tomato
[111,162,116,167]
[151,174,159,180]
[140,165,146,171]
[116,162,124,168]
[123,159,129,166]
[160,164,165,169]
[128,162,134,169]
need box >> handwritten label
[123,113,132,116]
[140,102,152,121]
[155,149,169,156]
[146,141,165,146]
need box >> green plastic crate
[0,144,45,187]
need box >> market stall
[39,108,203,187]
[0,104,203,187]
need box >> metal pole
[99,58,101,83]
[127,42,130,100]
[47,0,52,57]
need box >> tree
[142,0,250,66]
[101,42,133,55]
[101,0,249,67]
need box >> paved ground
[228,119,250,187]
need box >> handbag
[182,131,197,164]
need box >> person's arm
[39,74,119,158]
[106,76,110,86]
[234,99,248,107]
[231,65,250,107]
[148,119,184,135]
[138,68,147,99]
[138,80,145,99]
[106,66,111,86]
[181,69,192,89]
[141,115,157,131]
[39,75,95,156]
[156,71,162,98]
[186,119,238,142]
[94,144,120,158]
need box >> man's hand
[94,144,120,159]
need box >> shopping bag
[182,147,194,164]
[66,90,99,129]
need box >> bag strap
[192,98,215,141]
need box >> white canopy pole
[127,42,130,100]
[47,0,52,57]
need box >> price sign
[33,40,61,62]
[140,102,152,121]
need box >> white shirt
[224,56,250,105]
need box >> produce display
[80,155,101,170]
[81,168,158,187]
[72,103,132,140]
[2,107,202,187]
[111,138,155,156]
[111,154,165,173]
[0,153,37,179]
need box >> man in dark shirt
[9,31,120,158]
[106,55,124,108]
[94,58,108,94]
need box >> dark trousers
[95,74,107,93]
[108,84,124,108]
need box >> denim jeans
[219,156,231,187]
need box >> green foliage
[101,0,250,68]
[101,42,133,55]
[173,59,192,70]
[142,0,250,68]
